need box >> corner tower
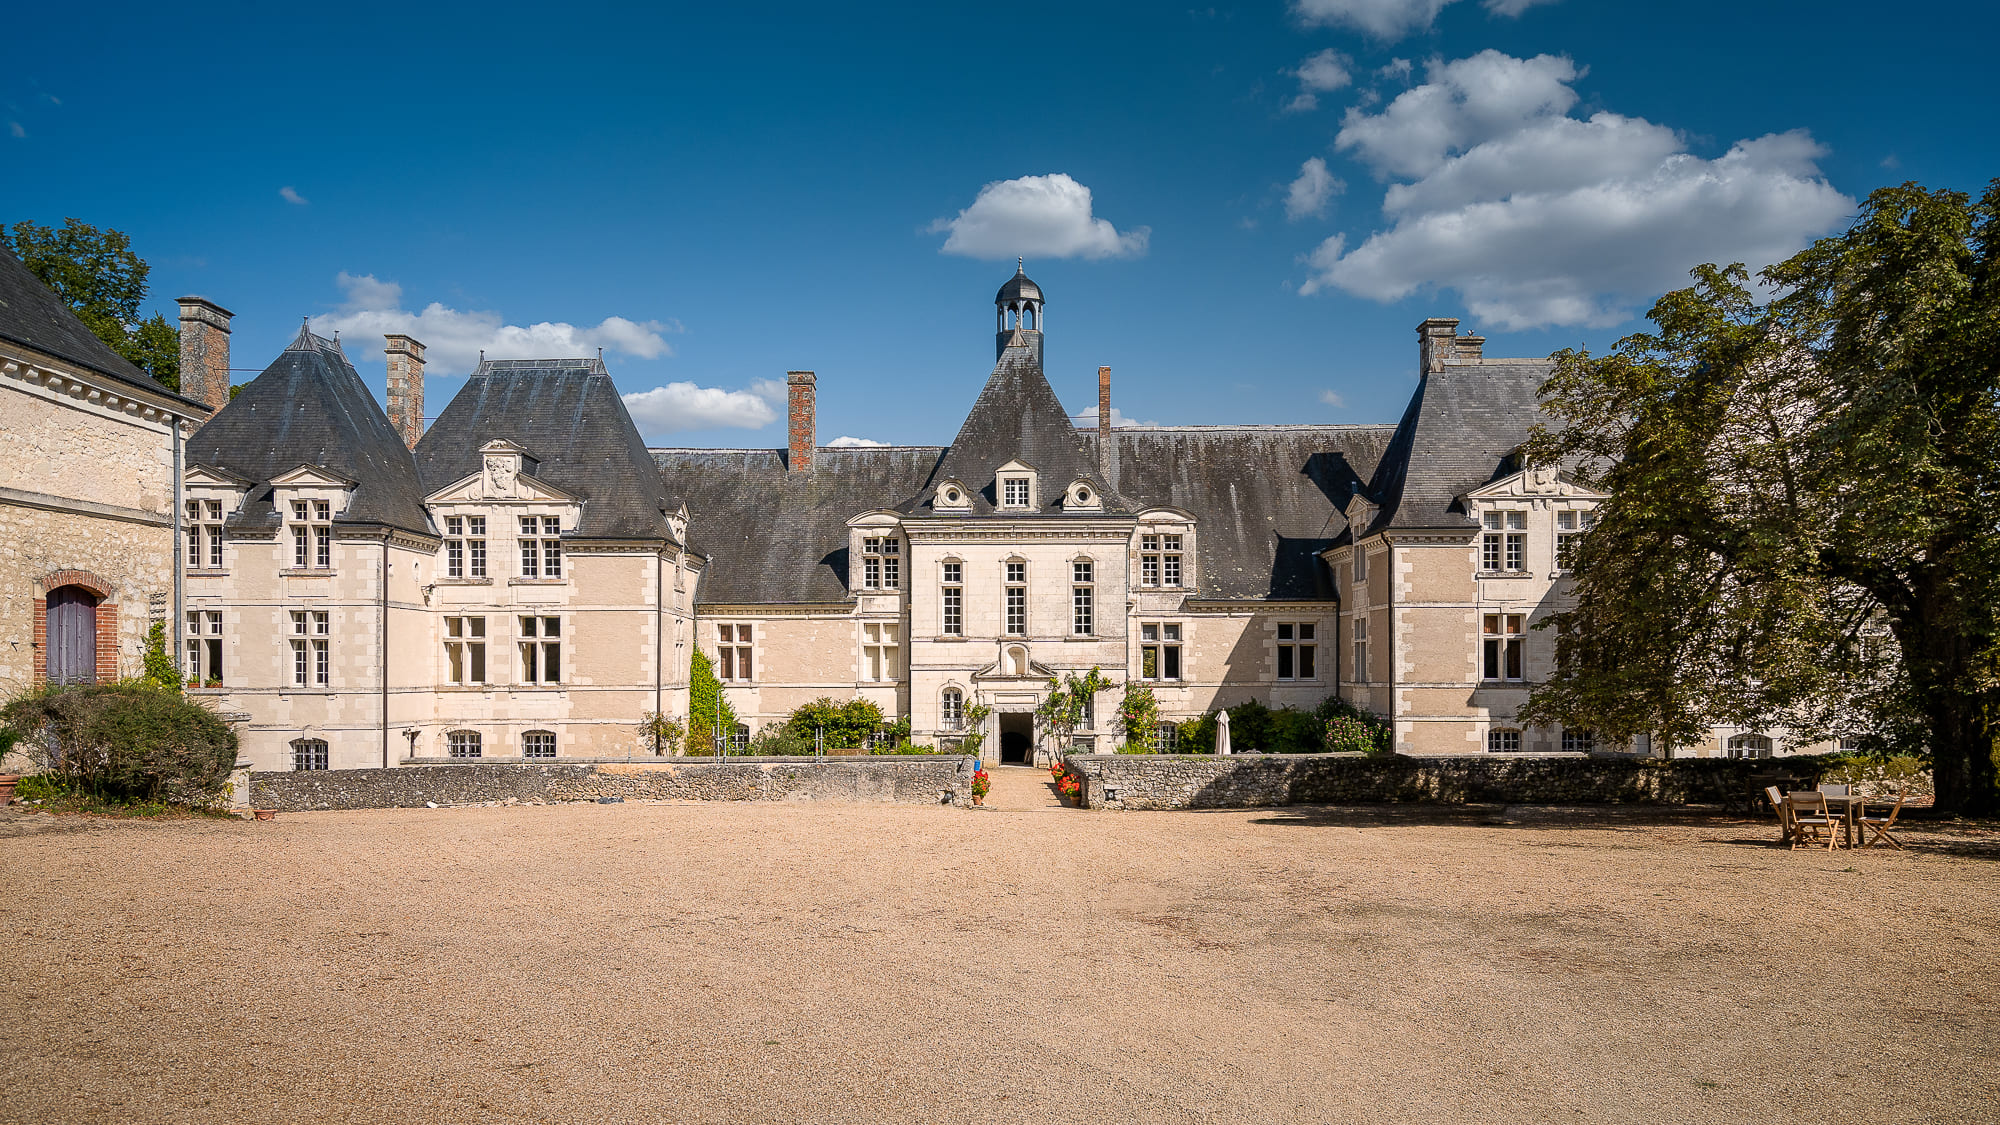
[995,259,1044,366]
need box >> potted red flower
[971,769,990,806]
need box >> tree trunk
[1907,621,2000,816]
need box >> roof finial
[1018,255,1024,274]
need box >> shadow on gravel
[1240,805,1736,831]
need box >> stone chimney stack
[176,297,233,412]
[1097,366,1112,481]
[1417,317,1461,375]
[787,371,816,472]
[1456,335,1485,361]
[384,335,427,449]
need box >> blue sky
[6,1,1994,447]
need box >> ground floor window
[448,730,482,758]
[1562,728,1596,753]
[1727,734,1772,760]
[1152,722,1180,752]
[1487,728,1522,753]
[185,610,223,684]
[523,731,556,758]
[292,738,328,771]
[730,724,750,753]
[941,688,964,730]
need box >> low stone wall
[1060,752,1810,811]
[251,757,973,811]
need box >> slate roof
[995,263,1043,304]
[1089,424,1398,600]
[913,340,1119,515]
[0,242,206,411]
[1363,360,1555,534]
[187,324,433,537]
[654,446,945,603]
[416,357,680,542]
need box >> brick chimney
[176,297,233,412]
[1416,317,1460,376]
[385,334,426,448]
[1097,366,1111,481]
[787,371,816,472]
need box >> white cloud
[1319,389,1347,408]
[1284,49,1353,113]
[1300,50,1854,329]
[827,435,889,448]
[1285,158,1345,221]
[1290,0,1557,39]
[622,382,780,433]
[279,186,309,206]
[1378,58,1414,82]
[930,173,1149,260]
[1072,404,1156,428]
[7,122,24,139]
[313,271,681,374]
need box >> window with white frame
[185,499,224,570]
[1351,617,1369,683]
[730,724,751,753]
[291,738,329,771]
[940,561,963,636]
[861,622,900,682]
[1072,560,1094,636]
[941,688,964,730]
[1556,509,1595,570]
[1727,734,1773,760]
[290,500,332,570]
[447,730,482,758]
[519,616,561,684]
[1001,476,1031,508]
[1277,622,1317,680]
[289,610,330,687]
[444,616,486,684]
[523,730,556,758]
[1153,722,1180,752]
[1482,612,1525,681]
[1562,728,1596,753]
[1140,533,1183,587]
[185,610,222,684]
[1481,511,1527,572]
[1140,622,1182,681]
[716,623,753,681]
[1487,728,1523,753]
[1004,561,1027,636]
[1079,692,1095,731]
[1353,544,1367,583]
[519,516,562,579]
[443,515,486,579]
[861,536,901,590]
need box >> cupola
[995,258,1045,364]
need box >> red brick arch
[35,569,116,600]
[32,570,121,684]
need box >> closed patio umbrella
[1216,709,1232,755]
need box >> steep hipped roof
[1090,425,1397,600]
[0,243,206,411]
[1365,359,1555,534]
[655,446,945,603]
[417,357,679,542]
[917,340,1117,514]
[187,325,433,536]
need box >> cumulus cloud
[1072,404,1156,428]
[930,173,1148,260]
[1319,389,1347,408]
[1299,50,1855,329]
[313,271,681,373]
[827,435,889,448]
[1284,48,1353,113]
[622,382,780,433]
[1290,0,1557,39]
[1286,158,1345,221]
[279,185,309,205]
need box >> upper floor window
[1072,560,1094,636]
[862,536,901,590]
[1481,511,1527,572]
[519,516,562,580]
[1555,509,1596,569]
[523,730,557,759]
[1001,477,1031,508]
[1482,612,1525,681]
[1140,622,1182,681]
[862,622,900,682]
[444,515,487,579]
[941,688,964,731]
[1277,622,1316,680]
[1351,617,1369,683]
[291,500,332,570]
[1004,561,1027,636]
[292,738,329,771]
[186,499,224,570]
[1140,534,1183,588]
[717,623,754,681]
[519,616,561,684]
[290,609,329,687]
[445,615,487,685]
[940,561,963,636]
[1353,545,1367,583]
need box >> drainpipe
[171,414,184,680]
[380,538,389,768]
[655,549,665,752]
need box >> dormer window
[935,479,970,510]
[291,500,332,570]
[1003,477,1030,508]
[862,536,901,590]
[1065,480,1102,511]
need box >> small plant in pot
[970,768,991,806]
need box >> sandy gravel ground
[2,784,1995,1125]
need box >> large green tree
[3,218,180,390]
[1523,181,2000,815]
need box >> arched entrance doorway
[45,585,101,684]
[998,712,1034,764]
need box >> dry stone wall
[252,757,973,811]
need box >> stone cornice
[695,602,854,617]
[902,520,1138,543]
[0,484,170,527]
[0,352,204,425]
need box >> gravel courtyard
[2,792,1995,1125]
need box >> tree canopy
[3,218,180,390]
[1524,180,2000,815]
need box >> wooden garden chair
[1859,795,1908,850]
[1765,786,1795,846]
[1817,783,1851,797]
[1785,791,1845,850]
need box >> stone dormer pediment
[971,645,1057,682]
[995,459,1039,510]
[270,464,358,489]
[666,502,690,544]
[845,509,904,530]
[1343,492,1379,535]
[425,467,577,505]
[184,463,255,489]
[1462,467,1607,503]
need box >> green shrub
[746,724,813,756]
[1819,753,1933,797]
[1,681,238,805]
[687,650,736,750]
[1118,684,1159,749]
[1316,696,1393,754]
[787,697,886,750]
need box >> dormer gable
[933,478,971,511]
[269,464,358,490]
[1461,467,1608,504]
[995,459,1039,510]
[1343,491,1379,536]
[425,447,577,506]
[1061,478,1103,511]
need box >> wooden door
[45,586,99,684]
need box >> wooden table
[1820,793,1874,848]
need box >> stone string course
[252,757,973,811]
[1060,753,1808,811]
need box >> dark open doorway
[998,711,1033,764]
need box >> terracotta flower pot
[253,809,277,821]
